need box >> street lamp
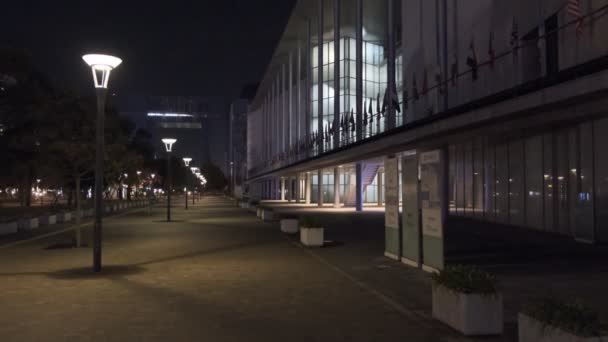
[83,53,122,272]
[162,138,176,222]
[182,157,192,209]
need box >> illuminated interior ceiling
[251,0,389,109]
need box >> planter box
[0,221,18,235]
[39,215,57,225]
[432,285,503,336]
[300,227,324,247]
[57,212,72,223]
[518,313,607,342]
[261,209,274,222]
[18,218,39,231]
[280,219,299,234]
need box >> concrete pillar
[333,167,340,208]
[295,174,301,203]
[386,0,396,130]
[377,171,383,206]
[317,169,324,207]
[355,0,363,141]
[280,177,286,201]
[305,172,312,204]
[356,163,363,211]
[333,0,341,150]
[317,0,324,154]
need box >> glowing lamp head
[183,157,192,167]
[82,54,122,89]
[161,138,177,152]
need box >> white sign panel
[420,150,443,238]
[385,157,399,229]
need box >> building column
[280,177,286,201]
[317,0,324,154]
[317,169,324,207]
[295,174,301,203]
[333,0,341,150]
[386,0,396,130]
[355,0,363,141]
[377,171,383,206]
[333,167,340,208]
[355,162,363,211]
[305,172,312,204]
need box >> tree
[200,162,228,191]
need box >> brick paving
[0,196,478,342]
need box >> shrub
[431,265,497,295]
[299,216,320,228]
[523,297,606,337]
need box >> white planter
[39,215,57,225]
[300,227,324,247]
[518,313,606,342]
[0,221,18,235]
[57,212,72,223]
[280,219,299,234]
[261,209,274,221]
[432,285,503,336]
[18,218,39,230]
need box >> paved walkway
[0,196,482,342]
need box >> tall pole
[185,188,188,210]
[167,155,171,222]
[93,88,107,272]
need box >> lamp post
[162,138,177,222]
[182,157,191,209]
[83,53,122,272]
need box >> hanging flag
[382,88,388,114]
[363,100,368,126]
[376,93,381,114]
[510,17,519,59]
[422,69,428,95]
[434,66,443,95]
[390,86,401,113]
[568,0,583,36]
[412,74,419,100]
[402,84,409,111]
[466,38,478,81]
[488,31,495,70]
[450,53,458,86]
[350,108,355,132]
[369,98,374,123]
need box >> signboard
[420,149,445,271]
[384,157,399,229]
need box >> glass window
[594,118,608,242]
[473,138,484,217]
[555,130,570,235]
[495,143,509,224]
[509,140,524,226]
[456,144,465,215]
[464,142,473,215]
[576,122,594,241]
[525,135,543,230]
[543,133,554,232]
[484,142,495,220]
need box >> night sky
[1,0,295,98]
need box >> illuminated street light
[83,53,122,272]
[162,138,177,221]
[182,158,192,210]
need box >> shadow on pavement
[48,265,146,280]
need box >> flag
[340,114,344,130]
[466,38,478,80]
[510,17,519,58]
[434,66,443,95]
[488,31,495,69]
[412,74,419,100]
[450,53,458,86]
[568,0,583,36]
[391,86,401,113]
[402,83,408,110]
[376,93,381,114]
[349,108,355,132]
[422,69,428,95]
[363,100,368,126]
[381,87,388,114]
[369,98,374,123]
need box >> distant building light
[147,112,193,118]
